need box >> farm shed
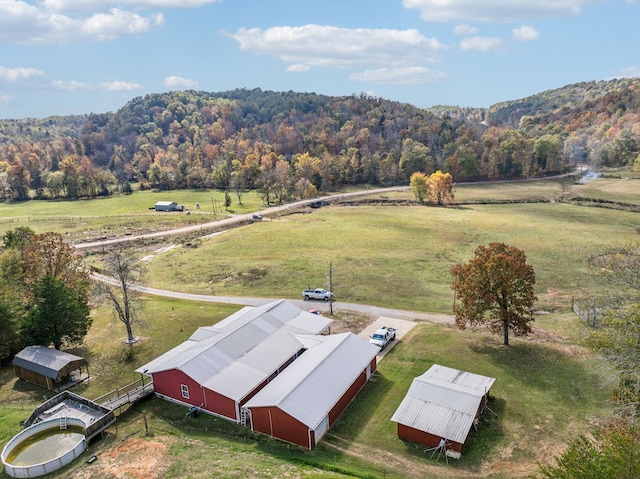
[13,345,89,392]
[136,300,332,422]
[243,332,379,450]
[390,364,495,454]
[154,201,179,212]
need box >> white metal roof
[390,364,496,444]
[244,332,379,429]
[136,300,332,397]
[13,346,86,379]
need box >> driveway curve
[92,273,454,326]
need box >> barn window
[181,384,189,399]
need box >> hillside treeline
[0,79,638,203]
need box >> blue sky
[1,0,639,119]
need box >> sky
[1,0,639,119]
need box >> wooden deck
[24,379,155,439]
[97,381,155,411]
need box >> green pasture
[0,188,264,241]
[142,199,639,312]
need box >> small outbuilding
[13,345,89,391]
[243,332,379,450]
[154,201,181,212]
[391,364,495,454]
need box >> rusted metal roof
[390,364,495,444]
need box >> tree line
[2,83,638,204]
[0,227,92,364]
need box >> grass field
[142,200,639,312]
[0,189,265,242]
[1,172,638,478]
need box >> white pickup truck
[369,327,396,349]
[302,288,333,301]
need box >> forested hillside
[0,78,638,203]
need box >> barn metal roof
[390,364,496,444]
[243,332,379,429]
[136,300,332,396]
[13,345,87,379]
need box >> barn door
[315,415,329,442]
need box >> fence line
[572,296,598,327]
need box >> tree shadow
[469,336,603,407]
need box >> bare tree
[97,246,145,344]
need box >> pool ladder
[60,416,67,430]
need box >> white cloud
[513,25,539,41]
[51,80,90,91]
[453,24,478,35]
[228,25,448,69]
[459,36,504,52]
[0,93,10,104]
[0,66,48,84]
[81,9,163,41]
[0,1,165,44]
[615,66,640,78]
[286,64,312,73]
[42,0,221,14]
[403,0,595,22]
[0,65,148,94]
[350,66,448,85]
[163,76,199,89]
[102,81,144,91]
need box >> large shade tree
[22,274,91,350]
[450,242,537,345]
[20,232,92,349]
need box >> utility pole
[329,261,334,315]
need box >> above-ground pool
[1,417,86,478]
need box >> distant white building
[154,201,180,212]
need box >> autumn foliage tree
[20,232,92,349]
[586,241,640,418]
[426,170,455,205]
[410,172,428,203]
[450,242,537,345]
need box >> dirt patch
[71,435,175,479]
[326,309,374,334]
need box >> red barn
[136,300,331,422]
[391,364,495,454]
[243,332,379,450]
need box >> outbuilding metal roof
[13,345,87,379]
[136,300,332,398]
[244,332,379,429]
[390,364,496,444]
